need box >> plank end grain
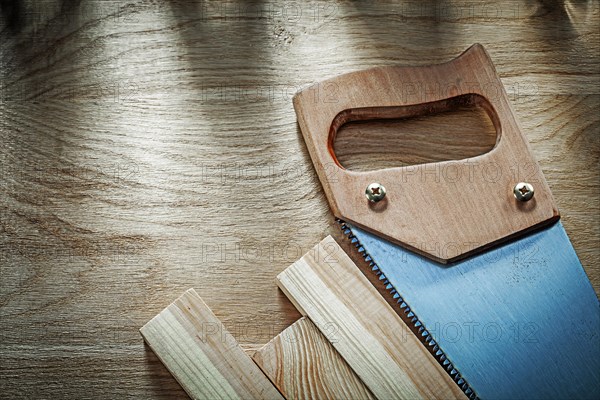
[277,236,468,400]
[253,316,376,400]
[140,289,283,400]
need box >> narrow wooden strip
[253,316,376,400]
[277,236,467,400]
[140,289,283,400]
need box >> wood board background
[1,0,598,398]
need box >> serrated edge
[337,219,479,400]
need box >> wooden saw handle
[294,44,558,263]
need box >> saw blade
[342,220,600,400]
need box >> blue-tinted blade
[349,221,600,400]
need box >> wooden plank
[276,236,467,400]
[294,43,559,263]
[253,317,375,400]
[0,1,597,398]
[140,289,283,400]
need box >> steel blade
[345,221,600,400]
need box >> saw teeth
[336,218,479,400]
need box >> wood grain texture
[253,316,375,400]
[140,288,283,400]
[277,236,468,400]
[0,1,598,398]
[335,106,498,170]
[294,44,560,263]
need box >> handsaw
[294,44,600,399]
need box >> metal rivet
[514,182,534,202]
[366,183,386,203]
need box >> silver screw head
[366,183,386,203]
[514,182,534,202]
